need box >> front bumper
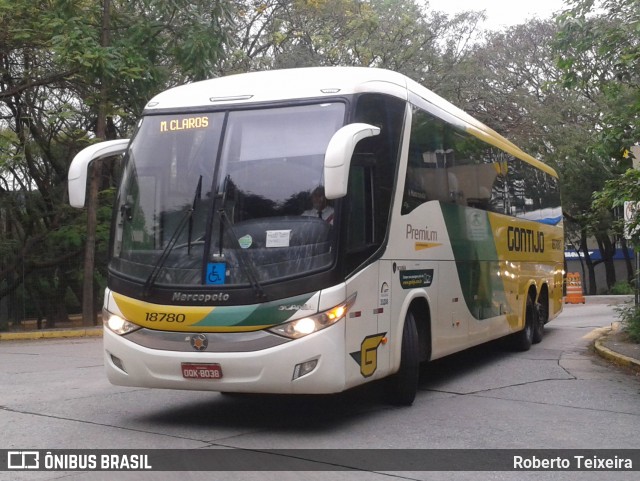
[103,321,347,394]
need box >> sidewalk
[594,322,640,371]
[0,317,102,341]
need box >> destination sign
[160,116,209,132]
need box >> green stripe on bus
[193,293,316,328]
[440,203,507,320]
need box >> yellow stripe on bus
[112,292,212,330]
[414,242,442,251]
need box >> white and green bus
[68,67,564,405]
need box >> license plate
[181,363,223,380]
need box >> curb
[0,327,103,341]
[594,329,640,370]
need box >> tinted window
[402,106,560,224]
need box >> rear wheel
[386,311,420,406]
[510,294,535,351]
[532,298,547,344]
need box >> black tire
[386,311,420,406]
[532,298,546,344]
[510,294,535,351]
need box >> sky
[426,0,571,30]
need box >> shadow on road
[135,334,551,432]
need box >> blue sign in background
[206,263,226,285]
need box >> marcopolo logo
[171,292,230,303]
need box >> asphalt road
[1,296,639,481]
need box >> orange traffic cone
[564,272,586,304]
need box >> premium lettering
[406,224,438,241]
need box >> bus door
[343,93,405,385]
[343,159,386,386]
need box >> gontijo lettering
[160,116,209,132]
[507,226,544,253]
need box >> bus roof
[145,67,408,109]
[144,67,557,178]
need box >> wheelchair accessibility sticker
[206,262,226,285]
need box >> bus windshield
[110,102,345,289]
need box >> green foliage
[615,302,640,343]
[609,281,634,295]
[0,0,234,322]
[2,0,639,320]
[553,0,640,292]
[556,0,640,156]
[592,168,640,246]
[223,0,485,82]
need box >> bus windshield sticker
[399,269,434,289]
[238,235,252,249]
[266,230,291,248]
[206,262,226,285]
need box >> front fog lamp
[103,309,141,335]
[293,359,318,380]
[268,295,356,340]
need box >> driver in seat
[302,186,334,225]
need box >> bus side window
[402,106,518,216]
[402,108,455,213]
[506,157,561,223]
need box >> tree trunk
[596,233,617,292]
[82,0,110,327]
[82,161,101,326]
[580,231,597,295]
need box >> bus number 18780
[145,312,186,322]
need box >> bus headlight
[103,309,141,335]
[268,294,356,340]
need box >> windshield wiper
[187,176,203,255]
[142,176,202,297]
[217,210,266,301]
[215,175,266,300]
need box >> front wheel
[385,311,420,406]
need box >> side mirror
[68,139,130,208]
[323,123,380,199]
